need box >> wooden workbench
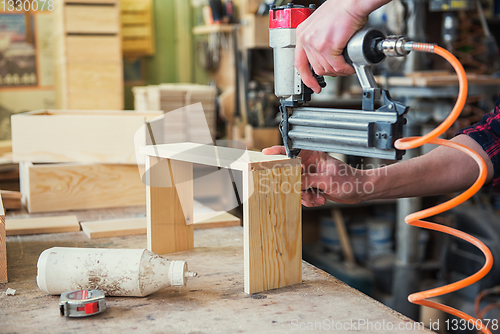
[0,225,432,333]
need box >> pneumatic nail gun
[269,3,415,160]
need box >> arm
[263,134,494,207]
[296,0,391,93]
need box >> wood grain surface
[146,157,194,254]
[20,162,146,213]
[5,215,80,236]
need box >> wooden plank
[5,215,80,236]
[193,211,240,229]
[12,110,162,164]
[81,217,146,238]
[141,142,300,171]
[65,36,121,62]
[20,163,146,213]
[0,192,6,283]
[0,190,22,210]
[146,157,194,254]
[243,164,302,294]
[64,4,120,34]
[80,212,240,238]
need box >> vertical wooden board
[243,165,302,294]
[146,157,193,254]
[25,164,146,213]
[0,193,6,283]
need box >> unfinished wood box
[11,110,162,164]
[120,0,155,57]
[142,142,302,294]
[54,0,124,109]
[19,162,146,213]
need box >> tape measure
[59,289,106,317]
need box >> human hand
[262,146,369,207]
[295,0,390,93]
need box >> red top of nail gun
[269,6,313,29]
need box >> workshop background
[1,0,500,333]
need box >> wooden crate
[54,0,124,110]
[11,110,163,164]
[120,0,155,57]
[20,162,146,213]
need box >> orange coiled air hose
[394,44,493,333]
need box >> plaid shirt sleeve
[456,94,500,186]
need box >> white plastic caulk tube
[36,247,197,297]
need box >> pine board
[146,157,194,254]
[80,211,240,239]
[243,165,302,294]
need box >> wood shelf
[192,24,236,35]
